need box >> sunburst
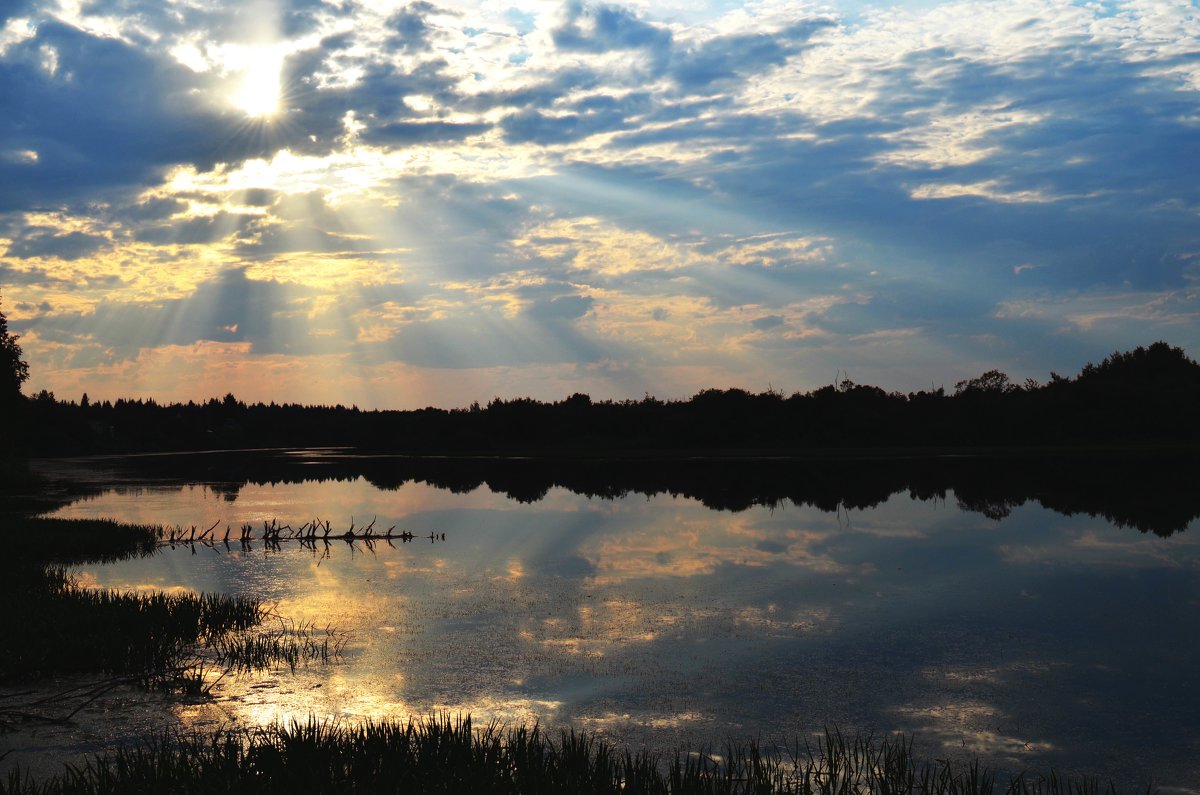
[231,47,283,119]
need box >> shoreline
[26,441,1200,464]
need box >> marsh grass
[3,517,162,566]
[210,616,345,676]
[2,566,266,680]
[0,717,1144,795]
[0,517,341,724]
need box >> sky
[1,0,1198,409]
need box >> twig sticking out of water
[159,518,444,553]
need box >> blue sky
[1,0,1197,407]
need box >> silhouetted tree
[8,340,1198,456]
[954,369,1014,395]
[0,298,30,407]
[1076,341,1200,388]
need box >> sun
[231,49,283,119]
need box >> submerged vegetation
[8,342,1200,456]
[1,716,1147,794]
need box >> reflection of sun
[232,49,282,118]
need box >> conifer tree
[0,297,30,406]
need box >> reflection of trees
[49,450,1200,538]
[954,494,1023,520]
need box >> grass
[3,517,162,566]
[211,616,345,676]
[0,517,340,722]
[1,565,266,681]
[0,717,1147,794]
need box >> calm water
[15,452,1200,790]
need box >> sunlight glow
[232,48,283,118]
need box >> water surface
[17,451,1200,790]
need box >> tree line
[4,333,1198,456]
[3,295,1198,455]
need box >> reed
[0,564,265,680]
[210,617,345,675]
[0,517,340,712]
[0,718,1144,795]
[4,517,163,565]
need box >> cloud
[120,196,188,222]
[0,261,59,286]
[385,1,437,53]
[5,0,1200,403]
[5,228,107,259]
[361,120,490,146]
[23,268,334,357]
[134,213,254,247]
[500,92,652,145]
[552,2,672,59]
[751,315,785,331]
[0,21,239,208]
[670,20,833,90]
[524,294,594,321]
[367,314,608,369]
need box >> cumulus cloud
[0,21,240,208]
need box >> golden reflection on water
[69,478,845,745]
[45,474,1200,791]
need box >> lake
[10,450,1200,791]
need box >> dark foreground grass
[1,518,263,684]
[0,518,337,697]
[1,716,1144,795]
[2,565,267,681]
[3,517,162,566]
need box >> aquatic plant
[4,517,163,565]
[0,717,1146,794]
[211,616,345,675]
[1,563,266,680]
[0,517,343,726]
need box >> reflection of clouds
[894,661,1067,767]
[382,558,441,578]
[896,698,1058,759]
[587,513,854,585]
[998,528,1199,569]
[526,599,659,658]
[53,475,1200,790]
[582,709,707,733]
[734,605,834,637]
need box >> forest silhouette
[6,341,1200,457]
